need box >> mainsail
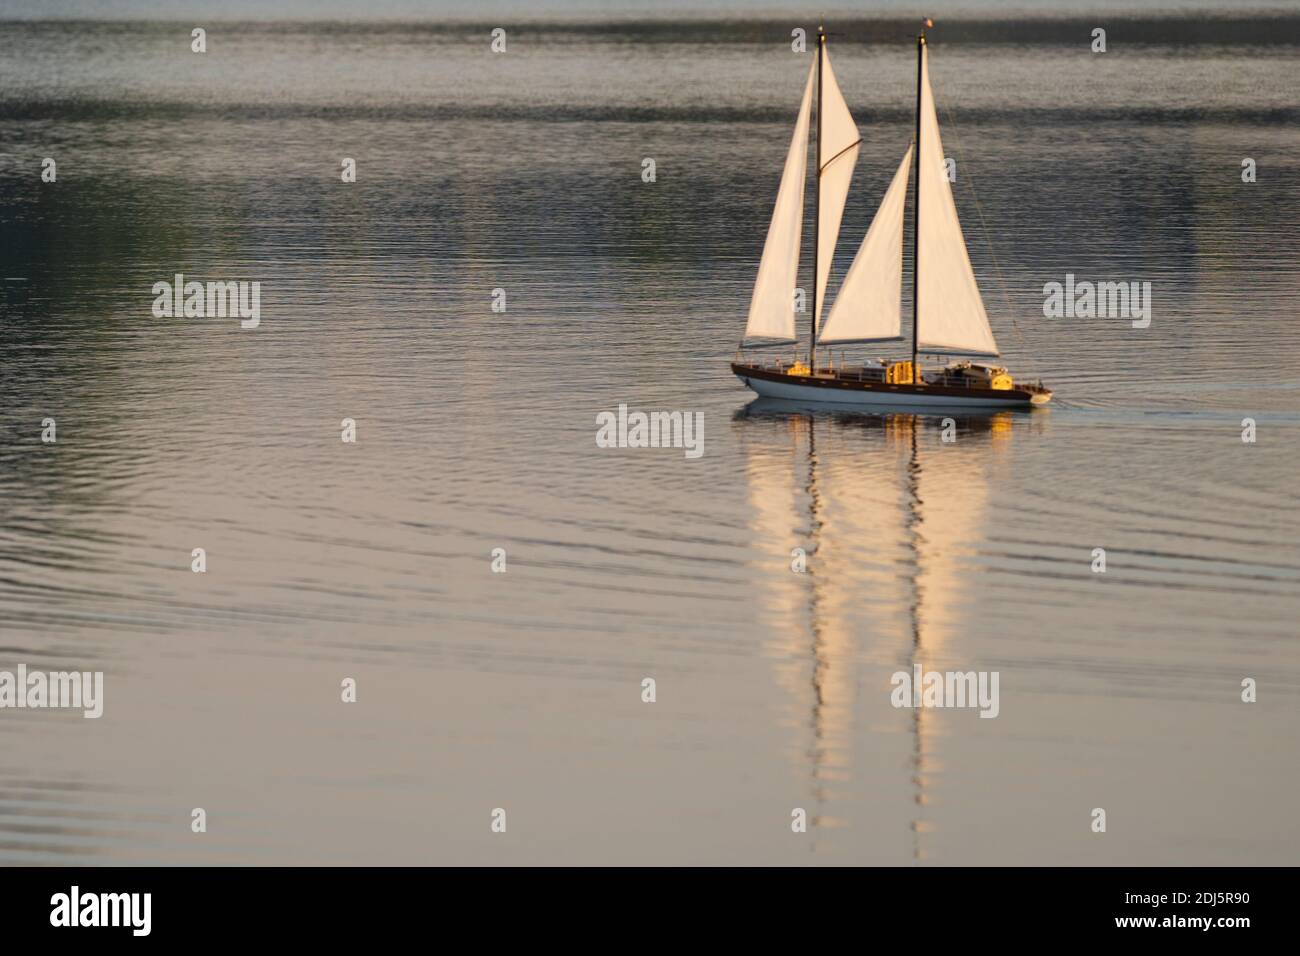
[819,145,912,344]
[915,43,999,357]
[814,50,861,332]
[743,60,816,343]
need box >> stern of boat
[1018,381,1053,405]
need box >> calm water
[2,8,1299,865]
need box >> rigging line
[927,69,1027,351]
[818,138,862,174]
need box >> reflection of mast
[805,413,830,837]
[904,418,926,863]
[801,413,868,845]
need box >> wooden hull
[731,363,1050,408]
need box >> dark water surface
[1,9,1298,864]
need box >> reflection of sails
[743,412,883,839]
[738,401,1012,860]
[906,415,1004,861]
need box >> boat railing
[926,372,980,389]
[739,356,801,373]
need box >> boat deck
[731,359,1053,406]
[735,359,1050,395]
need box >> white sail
[916,43,999,357]
[819,145,912,344]
[744,60,816,342]
[814,50,861,331]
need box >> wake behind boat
[732,21,1052,408]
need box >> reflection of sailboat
[732,22,1052,408]
[737,398,1018,860]
[740,407,901,843]
[902,413,1004,860]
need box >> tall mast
[811,24,824,372]
[910,24,927,380]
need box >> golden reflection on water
[738,400,1023,859]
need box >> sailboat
[732,22,1053,408]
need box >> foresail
[744,60,816,342]
[916,44,999,357]
[815,50,861,332]
[820,144,912,344]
